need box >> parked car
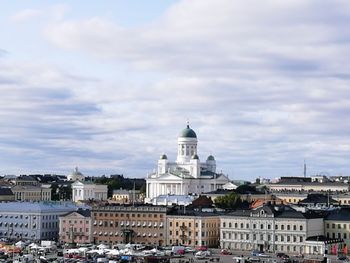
[220,249,232,255]
[276,253,289,258]
[251,250,262,257]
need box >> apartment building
[220,204,324,254]
[59,209,92,244]
[91,205,167,246]
[167,209,220,247]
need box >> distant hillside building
[67,167,85,182]
[146,124,230,201]
[72,181,108,202]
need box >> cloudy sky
[1,0,350,180]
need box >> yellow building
[167,210,220,248]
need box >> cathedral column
[175,184,178,195]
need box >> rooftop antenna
[303,160,307,177]
[132,179,136,207]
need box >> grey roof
[61,209,91,218]
[16,175,37,181]
[0,201,78,213]
[0,188,13,196]
[224,204,324,219]
[299,194,339,205]
[325,208,350,221]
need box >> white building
[72,181,108,202]
[145,124,230,201]
[220,204,324,254]
[0,202,78,241]
[67,167,85,182]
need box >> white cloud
[10,9,42,22]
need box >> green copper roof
[180,125,197,138]
[207,155,215,161]
[192,154,199,160]
[160,154,168,160]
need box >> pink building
[59,209,92,244]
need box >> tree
[214,192,242,209]
[235,184,258,194]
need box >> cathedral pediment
[155,173,182,180]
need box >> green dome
[160,154,168,160]
[180,125,197,138]
[207,155,215,161]
[192,154,199,160]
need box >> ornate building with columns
[145,124,230,201]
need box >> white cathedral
[145,124,230,201]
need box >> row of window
[0,222,30,228]
[0,215,33,219]
[92,231,162,237]
[93,213,164,218]
[62,220,89,224]
[169,230,218,237]
[63,227,89,233]
[222,222,303,231]
[42,222,58,229]
[222,242,303,253]
[326,223,350,230]
[222,232,304,242]
[326,232,349,239]
[93,221,164,228]
[169,222,218,228]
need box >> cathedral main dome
[179,124,197,138]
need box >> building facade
[0,202,78,241]
[146,124,230,201]
[167,210,220,247]
[91,205,167,246]
[72,181,108,202]
[59,209,92,244]
[111,189,142,204]
[11,185,51,201]
[324,208,350,253]
[220,205,324,254]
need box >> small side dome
[160,154,168,160]
[179,124,197,138]
[192,154,199,160]
[207,155,215,161]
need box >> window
[287,225,290,230]
[338,224,341,229]
[281,225,284,230]
[268,225,271,230]
[332,224,335,229]
[235,223,238,228]
[344,233,347,239]
[229,223,232,228]
[300,225,303,231]
[275,224,278,230]
[170,222,172,227]
[260,224,264,229]
[293,225,296,231]
[223,222,226,228]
